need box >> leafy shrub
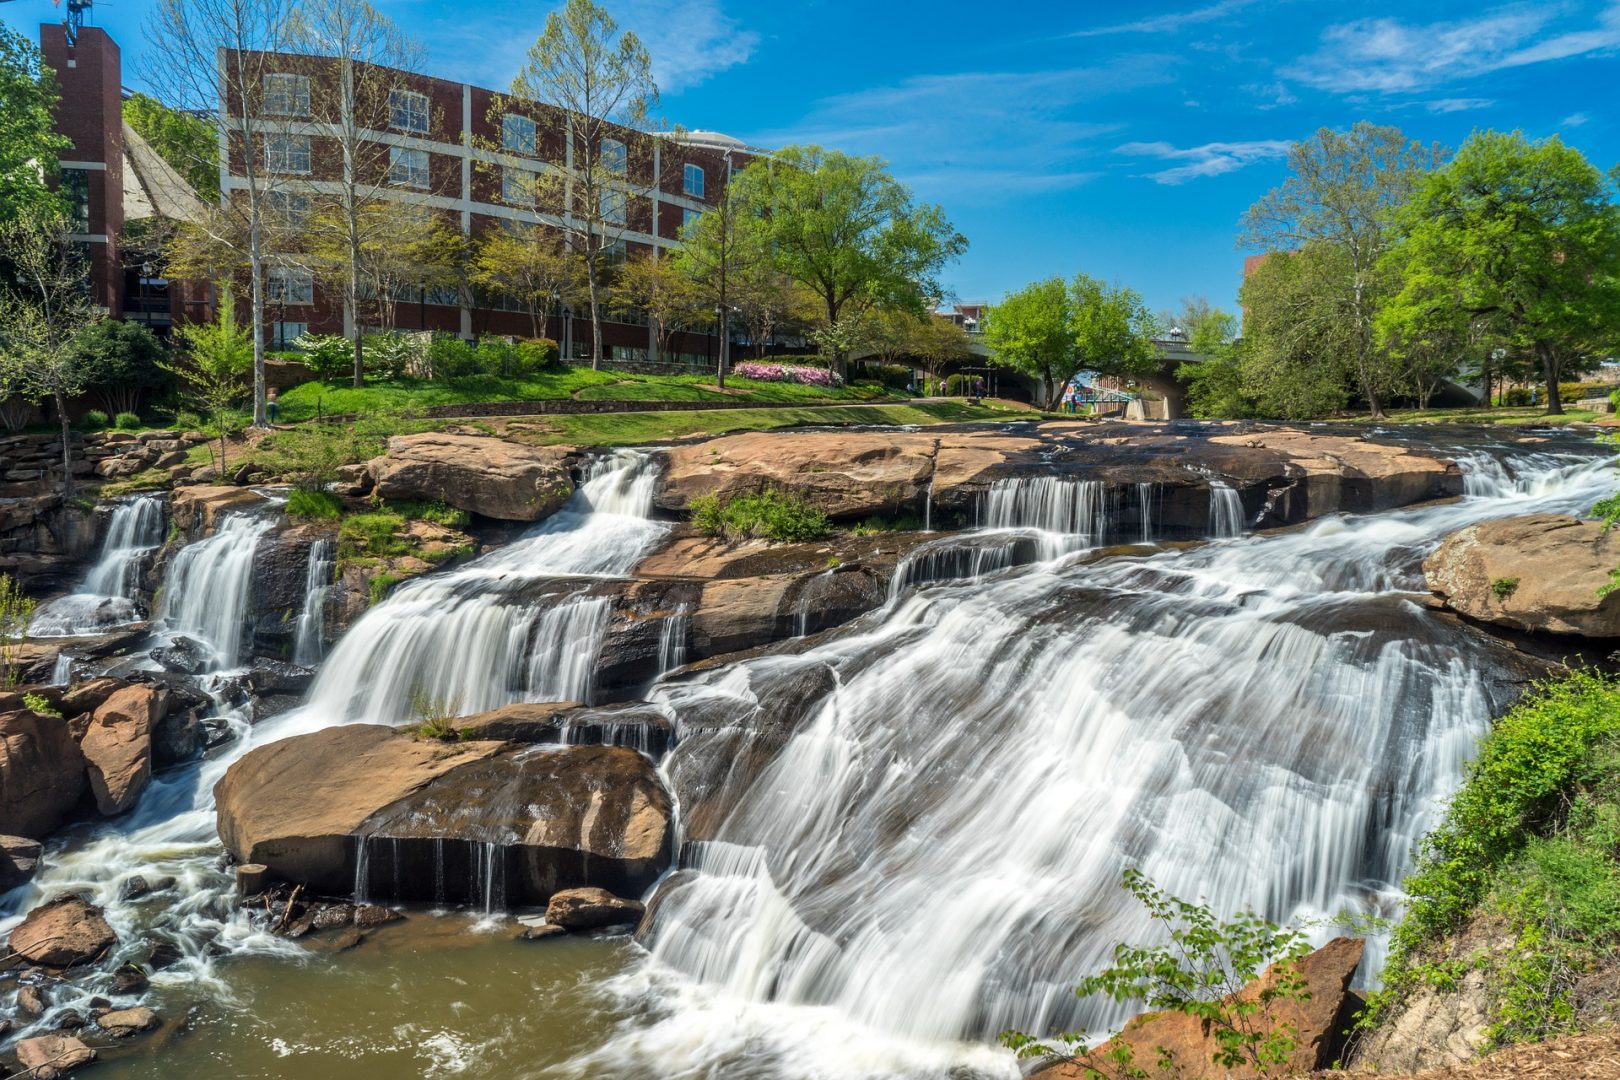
[732,362,844,388]
[293,333,354,383]
[339,511,408,561]
[0,574,35,690]
[1491,577,1520,599]
[363,333,425,379]
[22,691,60,716]
[690,489,829,542]
[286,489,344,519]
[385,499,470,529]
[79,409,110,430]
[850,512,923,535]
[429,334,480,379]
[1501,386,1532,406]
[514,337,560,373]
[856,363,914,390]
[68,318,172,416]
[114,411,141,430]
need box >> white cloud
[1425,97,1494,113]
[1284,3,1620,95]
[1070,0,1261,37]
[1562,111,1592,126]
[1116,138,1292,184]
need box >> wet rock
[520,923,568,942]
[117,874,176,902]
[50,1010,85,1032]
[0,835,43,892]
[81,684,165,815]
[1032,937,1365,1080]
[368,433,577,522]
[455,701,673,755]
[544,887,645,931]
[15,1034,95,1078]
[1424,514,1620,637]
[149,636,208,676]
[151,707,204,767]
[169,485,269,536]
[17,983,47,1017]
[216,725,674,905]
[244,659,314,696]
[7,897,117,968]
[143,940,183,970]
[0,705,87,846]
[111,966,150,994]
[352,904,402,929]
[310,903,355,930]
[57,676,126,718]
[95,1006,160,1037]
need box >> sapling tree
[0,573,35,690]
[165,287,255,472]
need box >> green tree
[726,145,967,377]
[1384,130,1620,415]
[1070,273,1160,383]
[0,209,100,495]
[675,169,753,385]
[614,252,703,366]
[1241,123,1444,418]
[983,277,1073,408]
[122,92,221,201]
[1237,248,1357,419]
[0,27,69,224]
[64,319,172,417]
[166,286,254,471]
[503,0,658,368]
[471,224,585,340]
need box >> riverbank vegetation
[1365,670,1620,1049]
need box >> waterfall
[581,447,1619,1079]
[657,605,692,676]
[303,450,668,725]
[1208,480,1244,538]
[29,495,165,636]
[158,512,274,670]
[291,539,334,667]
[1136,481,1156,542]
[976,477,1118,560]
[888,535,1032,599]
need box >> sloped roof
[121,122,208,224]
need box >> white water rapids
[29,495,165,637]
[3,437,1615,1080]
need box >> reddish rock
[1034,938,1365,1080]
[545,886,645,931]
[1424,514,1620,637]
[0,706,87,840]
[0,833,43,891]
[368,433,575,522]
[80,684,165,815]
[7,896,118,968]
[15,1033,96,1078]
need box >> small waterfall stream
[1208,480,1244,538]
[291,538,334,667]
[158,512,276,670]
[29,495,165,636]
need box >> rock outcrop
[0,705,87,841]
[368,433,576,521]
[169,485,270,537]
[1424,514,1620,637]
[215,722,673,904]
[1033,937,1365,1080]
[7,896,118,968]
[79,683,165,815]
[0,834,43,891]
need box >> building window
[263,73,310,117]
[61,168,90,231]
[267,190,310,226]
[265,133,311,174]
[603,238,627,264]
[502,166,535,206]
[267,267,314,305]
[389,146,429,188]
[683,163,704,198]
[600,188,627,226]
[273,321,308,347]
[389,89,429,134]
[681,206,700,232]
[601,138,626,174]
[502,113,536,155]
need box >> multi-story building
[223,51,766,361]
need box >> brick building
[222,51,765,361]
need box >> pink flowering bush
[733,362,843,388]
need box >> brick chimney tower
[38,24,124,315]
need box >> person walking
[267,387,280,425]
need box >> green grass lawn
[274,369,903,421]
[513,401,1022,447]
[1366,405,1607,426]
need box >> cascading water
[562,445,1618,1080]
[302,449,667,725]
[1136,481,1156,542]
[657,604,692,676]
[158,512,274,670]
[29,495,165,636]
[291,538,334,667]
[1208,480,1244,538]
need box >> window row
[261,73,429,137]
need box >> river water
[5,429,1614,1080]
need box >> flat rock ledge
[215,720,672,905]
[1424,514,1620,637]
[367,433,576,522]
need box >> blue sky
[7,0,1617,313]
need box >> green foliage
[121,91,220,200]
[428,335,480,379]
[0,27,69,221]
[165,287,253,470]
[78,409,110,431]
[385,499,470,529]
[0,573,35,690]
[690,489,830,542]
[1001,869,1312,1078]
[984,273,1158,409]
[64,319,171,416]
[292,333,355,383]
[403,689,466,738]
[1491,577,1520,600]
[286,489,344,520]
[21,691,59,716]
[368,571,404,605]
[850,512,922,535]
[114,411,142,431]
[1372,672,1620,1047]
[339,511,409,561]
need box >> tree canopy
[122,92,221,201]
[984,274,1159,408]
[0,27,69,224]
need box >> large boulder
[216,724,673,905]
[0,706,87,841]
[1424,514,1620,637]
[545,886,644,931]
[368,433,576,522]
[15,1034,96,1079]
[7,896,118,968]
[0,834,43,891]
[169,485,270,536]
[80,683,165,815]
[1033,937,1365,1080]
